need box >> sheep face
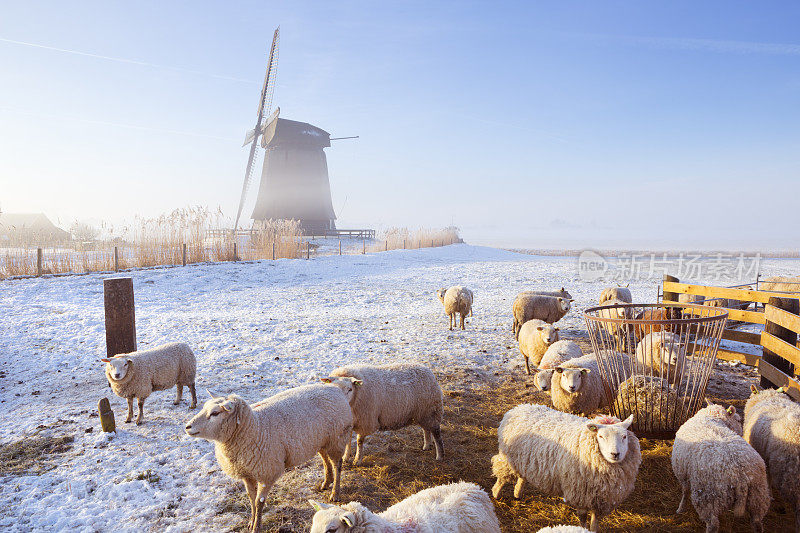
[557,297,571,312]
[436,288,447,303]
[555,367,590,393]
[586,415,634,463]
[704,402,743,434]
[320,376,363,404]
[102,357,131,381]
[184,395,242,442]
[309,500,355,533]
[532,368,554,391]
[538,324,559,345]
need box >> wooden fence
[662,276,800,400]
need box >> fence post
[37,247,43,276]
[182,243,187,266]
[362,239,365,254]
[103,277,136,357]
[761,296,800,389]
[307,241,310,260]
[233,242,238,261]
[403,239,406,250]
[663,274,679,303]
[385,240,388,251]
[114,246,119,272]
[272,241,276,260]
[339,240,342,256]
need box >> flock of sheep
[97,281,800,533]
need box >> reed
[369,226,461,253]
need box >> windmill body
[250,116,337,233]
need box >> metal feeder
[583,302,728,438]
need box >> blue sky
[1,1,798,249]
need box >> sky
[0,1,798,250]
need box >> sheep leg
[243,477,257,531]
[588,511,599,532]
[704,516,720,533]
[513,477,524,498]
[125,397,134,423]
[795,505,800,533]
[329,457,343,502]
[460,312,465,330]
[188,382,197,409]
[174,384,183,405]
[491,478,505,499]
[577,511,588,528]
[353,434,366,465]
[449,313,454,331]
[135,398,145,425]
[422,428,432,450]
[431,425,444,460]
[524,356,531,375]
[318,450,333,491]
[252,483,270,533]
[750,516,763,533]
[676,486,688,514]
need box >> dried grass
[242,367,789,533]
[369,227,461,253]
[0,434,74,476]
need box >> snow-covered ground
[1,245,798,532]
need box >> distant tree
[70,221,100,242]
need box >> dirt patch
[221,365,790,532]
[0,434,75,476]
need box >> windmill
[234,27,359,235]
[233,27,280,230]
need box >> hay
[0,434,74,476]
[615,375,692,433]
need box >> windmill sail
[233,27,280,230]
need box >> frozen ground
[1,244,799,532]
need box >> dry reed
[369,226,461,253]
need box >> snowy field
[1,245,799,532]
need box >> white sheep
[744,385,800,532]
[492,405,640,531]
[672,402,770,533]
[529,339,583,392]
[536,527,591,533]
[635,331,686,385]
[309,481,501,533]
[599,285,632,304]
[437,286,473,330]
[760,276,800,293]
[550,353,630,416]
[595,298,635,348]
[324,363,444,465]
[513,294,571,339]
[102,342,196,425]
[518,319,560,375]
[184,386,353,533]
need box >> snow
[1,244,798,532]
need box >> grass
[236,367,792,533]
[0,434,74,476]
[369,226,462,253]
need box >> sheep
[184,385,353,533]
[679,293,706,305]
[518,319,560,375]
[323,363,444,465]
[536,527,591,533]
[550,353,630,416]
[309,481,501,533]
[671,401,770,533]
[595,298,635,349]
[529,340,583,392]
[760,276,800,294]
[512,294,571,339]
[101,342,197,425]
[744,385,800,532]
[632,306,682,339]
[635,331,686,386]
[615,375,691,432]
[491,405,641,531]
[437,286,473,330]
[599,284,632,304]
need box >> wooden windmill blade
[233,26,280,230]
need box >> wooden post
[98,397,116,433]
[761,296,800,389]
[103,277,136,357]
[114,247,119,272]
[385,241,388,251]
[272,241,276,260]
[663,274,679,303]
[36,248,43,276]
[307,241,311,259]
[182,243,187,266]
[339,240,342,256]
[362,239,365,254]
[233,242,238,261]
[403,239,406,249]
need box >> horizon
[2,1,799,251]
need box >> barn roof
[260,118,330,149]
[0,213,70,240]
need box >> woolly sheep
[324,363,444,465]
[184,386,353,533]
[599,285,632,304]
[309,481,501,533]
[760,276,800,294]
[518,319,560,375]
[437,286,473,330]
[512,294,571,339]
[744,385,800,532]
[596,298,635,348]
[536,527,591,533]
[672,402,770,533]
[550,352,630,416]
[635,331,686,385]
[102,342,196,425]
[492,405,640,531]
[679,293,705,305]
[632,307,682,339]
[529,339,583,392]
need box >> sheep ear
[352,379,363,387]
[580,368,591,374]
[554,327,559,331]
[620,415,634,429]
[561,287,565,292]
[586,422,599,432]
[100,358,111,363]
[536,326,544,330]
[207,389,219,400]
[750,384,759,394]
[705,398,713,407]
[727,406,737,416]
[308,499,330,511]
[777,386,788,394]
[320,377,333,384]
[529,365,540,373]
[342,513,356,527]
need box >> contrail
[0,36,257,83]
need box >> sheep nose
[185,423,192,430]
[611,452,620,459]
[114,373,120,379]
